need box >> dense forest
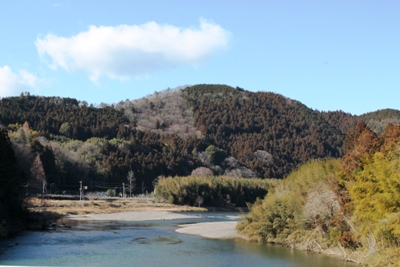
[0,84,399,197]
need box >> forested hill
[0,95,129,140]
[319,108,400,135]
[183,85,344,177]
[0,85,399,191]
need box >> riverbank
[18,197,207,233]
[25,196,207,216]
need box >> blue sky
[1,0,399,115]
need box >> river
[0,213,356,266]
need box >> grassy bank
[25,197,207,217]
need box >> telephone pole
[79,181,82,201]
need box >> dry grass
[25,197,207,217]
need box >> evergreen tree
[0,125,25,237]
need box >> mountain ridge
[0,84,399,191]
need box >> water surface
[0,213,356,267]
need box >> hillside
[183,85,345,177]
[319,108,400,135]
[1,85,399,193]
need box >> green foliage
[155,176,272,207]
[349,147,400,247]
[237,159,342,246]
[205,145,227,165]
[59,122,72,137]
[15,128,27,143]
[106,189,116,197]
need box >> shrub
[154,176,272,207]
[106,189,116,197]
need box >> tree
[127,170,136,197]
[59,122,72,137]
[31,154,46,195]
[22,121,31,141]
[191,167,214,177]
[0,125,26,237]
[195,195,204,207]
[31,140,58,185]
[14,128,27,143]
[349,149,400,247]
[205,145,227,165]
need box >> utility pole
[129,178,132,198]
[79,181,82,201]
[122,183,125,199]
[41,180,46,201]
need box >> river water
[0,213,356,267]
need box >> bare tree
[141,181,146,196]
[191,167,214,177]
[195,195,204,207]
[125,87,197,137]
[127,170,136,197]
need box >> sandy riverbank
[65,210,244,240]
[176,221,245,239]
[64,211,202,221]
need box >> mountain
[0,85,399,192]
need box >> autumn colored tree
[343,124,400,249]
[30,154,46,194]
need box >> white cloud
[0,66,41,97]
[35,19,231,82]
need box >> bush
[106,189,116,197]
[154,176,273,207]
[237,159,342,245]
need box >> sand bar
[64,211,245,240]
[64,211,201,221]
[176,221,245,239]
